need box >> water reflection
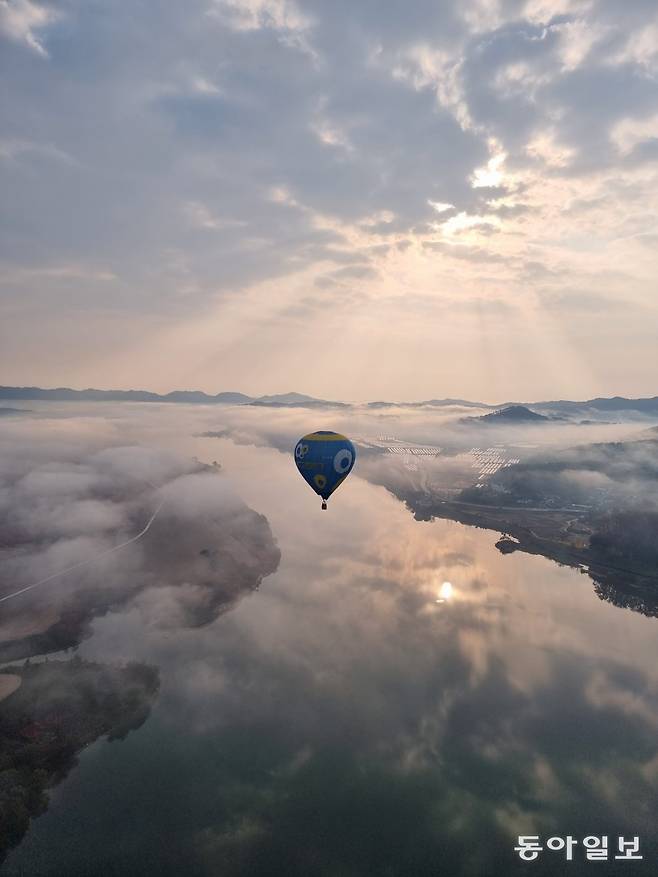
[593,573,658,618]
[4,422,658,876]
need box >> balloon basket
[321,501,327,510]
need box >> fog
[0,412,280,656]
[3,402,658,875]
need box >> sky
[1,0,658,403]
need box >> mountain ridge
[1,386,657,414]
[462,405,551,425]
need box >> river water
[4,416,658,876]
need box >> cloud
[182,201,247,231]
[209,0,311,36]
[1,0,658,401]
[0,424,280,656]
[58,404,658,872]
[0,0,57,55]
[3,403,658,873]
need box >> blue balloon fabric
[294,431,356,506]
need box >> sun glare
[436,581,454,603]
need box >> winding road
[0,497,166,605]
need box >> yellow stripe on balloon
[302,432,348,442]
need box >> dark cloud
[543,62,658,172]
[0,0,484,312]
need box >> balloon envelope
[294,431,356,502]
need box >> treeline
[590,511,658,569]
[0,658,159,863]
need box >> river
[3,411,658,875]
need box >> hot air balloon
[294,430,356,509]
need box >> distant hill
[532,396,658,417]
[164,391,253,404]
[0,385,351,409]
[369,396,658,416]
[421,398,494,409]
[483,405,550,422]
[0,386,254,404]
[254,392,316,405]
[250,392,349,409]
[462,405,551,425]
[368,398,494,410]
[0,406,31,416]
[1,386,656,415]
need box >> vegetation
[0,658,159,862]
[590,511,658,569]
